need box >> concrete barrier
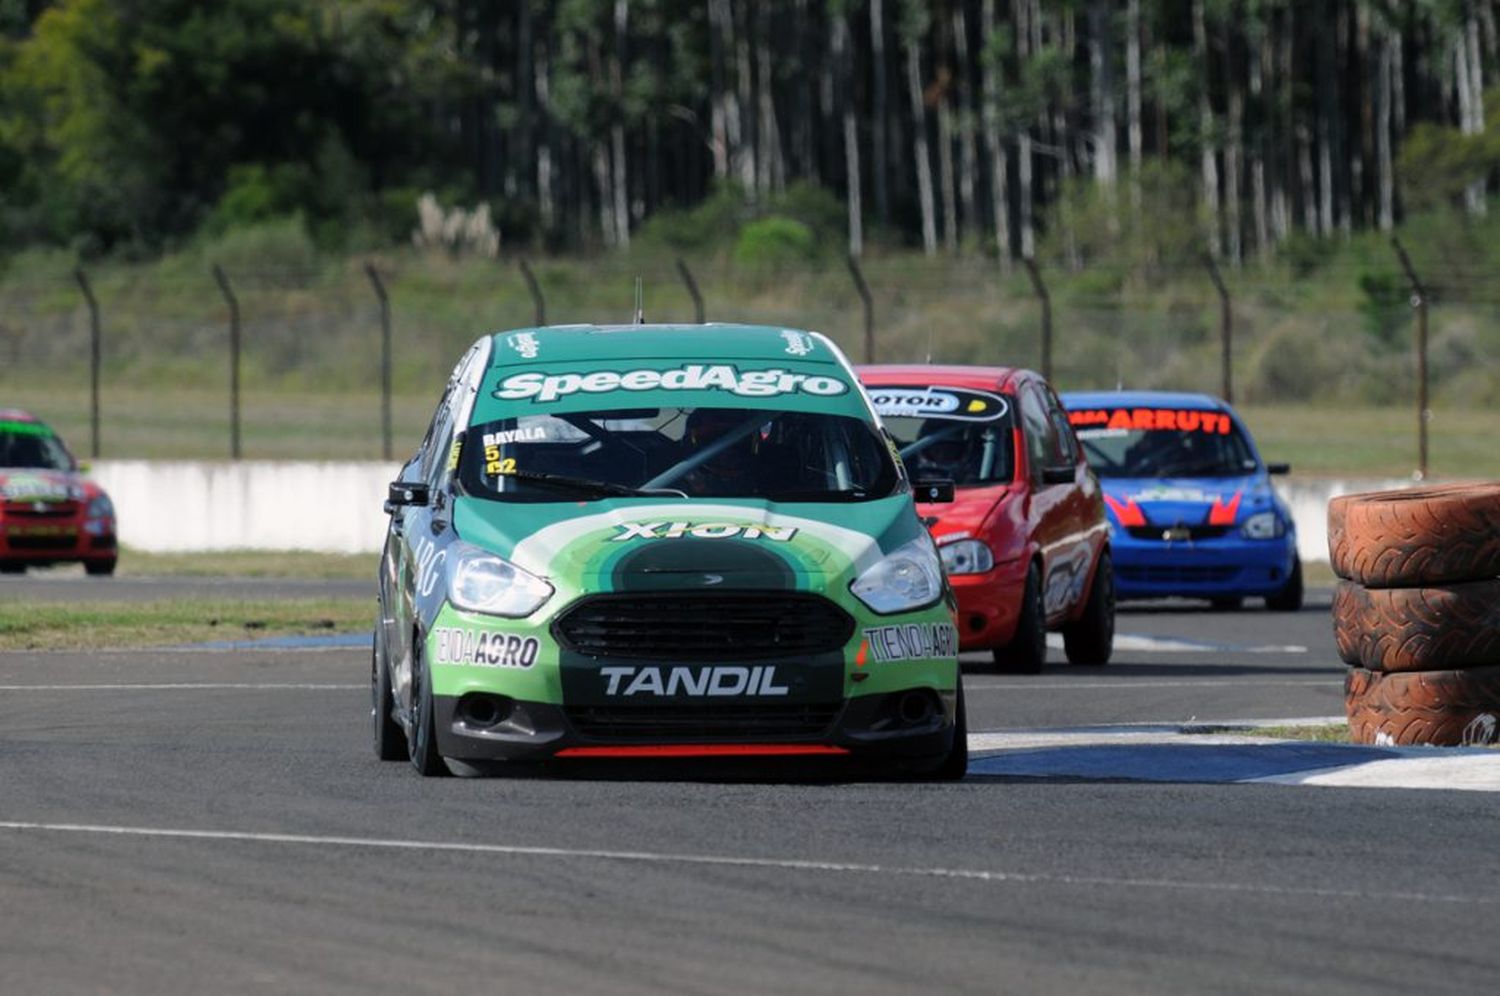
[88,460,1414,558]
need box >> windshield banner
[1068,408,1232,435]
[868,386,1009,422]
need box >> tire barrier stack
[1329,483,1500,747]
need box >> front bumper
[431,687,958,764]
[945,557,1030,651]
[0,519,116,565]
[1112,534,1296,599]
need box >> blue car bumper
[1111,532,1297,600]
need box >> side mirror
[1041,465,1075,485]
[386,481,431,513]
[1266,462,1291,476]
[912,479,956,503]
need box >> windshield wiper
[502,471,685,499]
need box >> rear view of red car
[857,366,1112,672]
[0,409,117,576]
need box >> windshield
[458,406,899,502]
[1069,408,1258,479]
[0,424,73,471]
[869,386,1014,486]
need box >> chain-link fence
[1,250,1495,468]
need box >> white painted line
[966,679,1338,691]
[968,730,1288,751]
[1251,754,1500,792]
[0,683,362,691]
[1045,633,1307,654]
[0,819,1493,907]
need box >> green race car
[374,324,966,778]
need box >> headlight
[939,538,994,575]
[1240,511,1285,539]
[445,541,554,617]
[87,495,114,519]
[851,537,944,614]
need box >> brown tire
[1345,666,1500,746]
[1332,579,1500,672]
[1328,483,1500,587]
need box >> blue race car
[1060,391,1301,610]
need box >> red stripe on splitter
[554,744,850,759]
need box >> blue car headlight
[1240,511,1285,539]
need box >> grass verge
[1243,723,1351,743]
[116,547,379,579]
[0,598,371,651]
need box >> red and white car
[0,409,117,575]
[858,366,1112,672]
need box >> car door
[382,338,491,720]
[1017,380,1092,621]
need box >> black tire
[1063,551,1115,665]
[1346,665,1500,746]
[993,562,1046,674]
[1333,578,1500,672]
[371,627,407,761]
[408,643,449,777]
[1265,555,1304,611]
[84,558,116,577]
[1330,483,1500,587]
[0,562,24,575]
[1210,596,1243,611]
[927,677,968,781]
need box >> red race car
[858,366,1112,672]
[0,409,117,576]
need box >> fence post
[676,258,705,323]
[1202,253,1232,402]
[845,254,875,363]
[518,259,546,326]
[1391,237,1429,480]
[73,269,101,459]
[1022,257,1052,382]
[211,264,242,460]
[364,263,393,461]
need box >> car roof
[856,364,1027,391]
[0,408,42,424]
[485,323,845,368]
[1059,389,1228,411]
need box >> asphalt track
[3,578,1499,994]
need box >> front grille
[1126,525,1232,542]
[1117,565,1237,584]
[566,702,842,741]
[2,501,77,520]
[555,592,854,660]
[6,534,78,551]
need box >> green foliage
[637,184,749,252]
[733,217,817,269]
[1356,269,1410,349]
[1397,122,1500,212]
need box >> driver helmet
[915,419,970,475]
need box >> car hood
[918,483,1012,542]
[0,469,98,504]
[1098,474,1277,527]
[452,495,923,593]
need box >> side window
[1018,385,1055,485]
[1043,387,1080,466]
[418,396,457,488]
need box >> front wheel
[408,644,449,777]
[927,677,968,781]
[993,562,1046,674]
[1063,551,1115,665]
[1266,555,1304,612]
[372,626,407,761]
[84,558,116,577]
